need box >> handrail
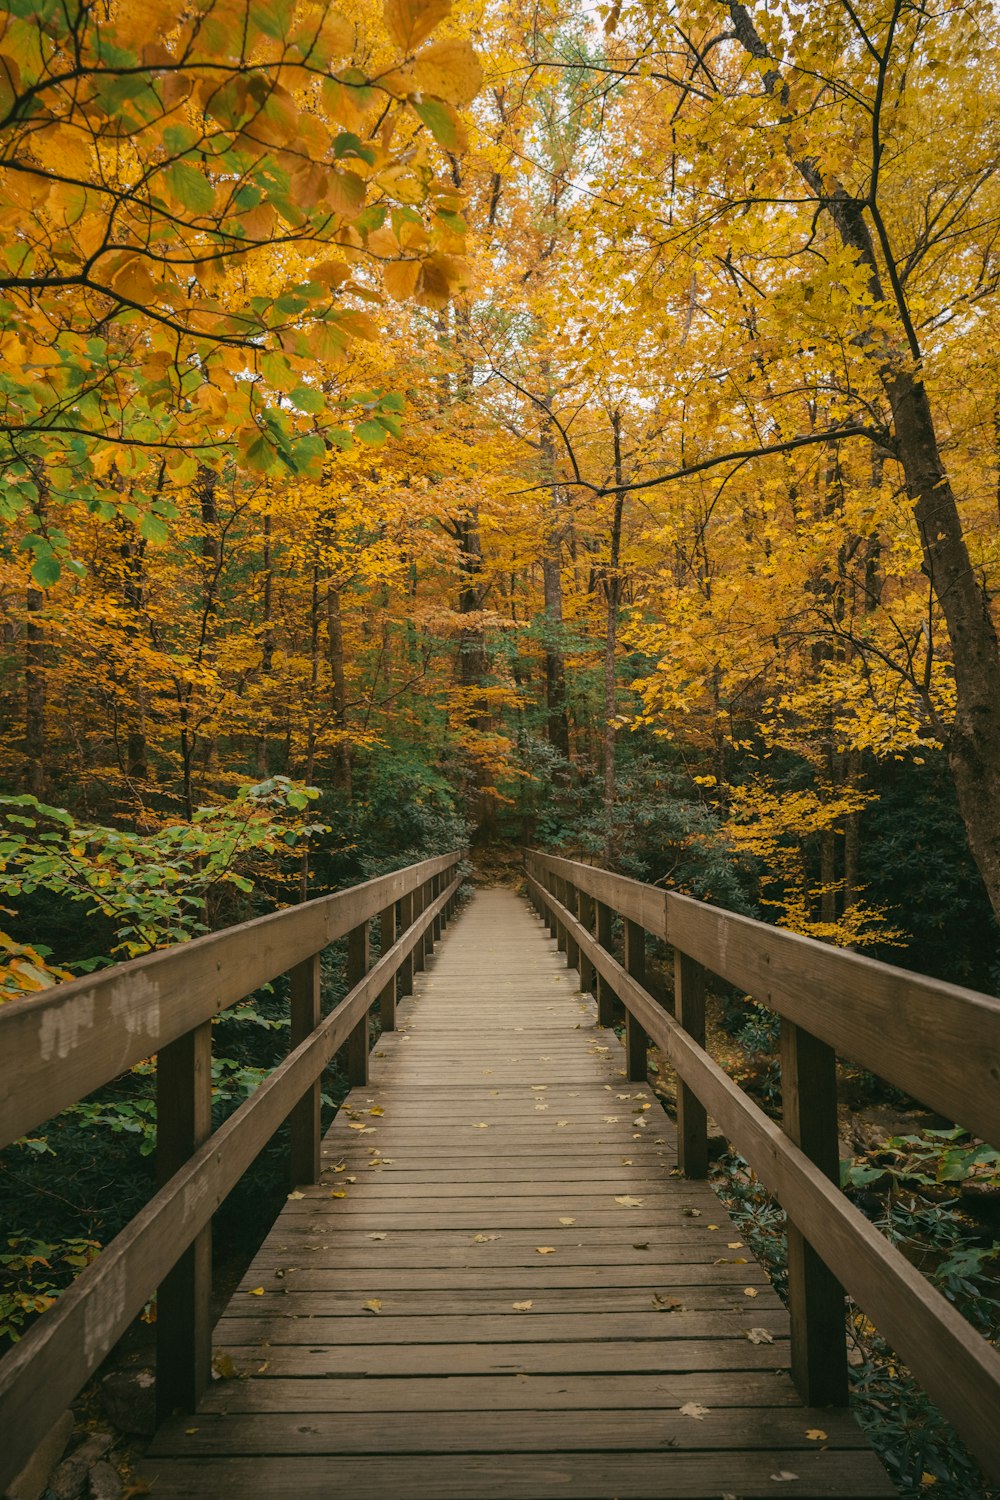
[524,849,1000,1484]
[0,852,463,1493]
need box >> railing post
[399,889,415,995]
[596,900,617,1027]
[555,876,568,955]
[782,1020,848,1407]
[565,881,580,973]
[432,873,443,942]
[346,921,370,1085]
[378,901,397,1030]
[413,881,427,973]
[289,952,321,1185]
[623,919,648,1081]
[675,951,708,1178]
[155,1021,212,1420]
[543,872,557,938]
[578,891,596,996]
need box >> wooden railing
[0,851,463,1491]
[524,849,1000,1483]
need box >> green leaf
[30,552,61,586]
[166,162,215,215]
[289,384,325,414]
[355,420,388,446]
[138,512,170,544]
[413,99,459,150]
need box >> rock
[50,1436,112,1500]
[4,1410,74,1500]
[86,1464,121,1500]
[100,1368,156,1437]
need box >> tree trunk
[326,578,352,797]
[539,412,570,761]
[24,586,45,796]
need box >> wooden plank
[528,850,1000,1145]
[0,852,460,1148]
[137,1450,896,1498]
[150,1405,868,1456]
[195,1370,806,1414]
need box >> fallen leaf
[348,1122,370,1131]
[681,1207,701,1218]
[369,1106,384,1117]
[247,1286,264,1296]
[556,1120,569,1127]
[363,1299,382,1314]
[614,1195,644,1207]
[512,1300,533,1311]
[369,1232,388,1241]
[287,1190,305,1200]
[330,1190,347,1198]
[679,1402,710,1420]
[256,1361,269,1374]
[472,1122,490,1129]
[185,1427,198,1435]
[727,1241,743,1249]
[744,1327,775,1344]
[621,1157,633,1165]
[632,1242,650,1250]
[472,1233,499,1243]
[531,1085,546,1091]
[806,1428,828,1441]
[558,1217,575,1225]
[603,1115,619,1123]
[212,1353,238,1380]
[536,1246,556,1255]
[345,1176,356,1183]
[921,1475,938,1487]
[333,1164,346,1173]
[743,1287,759,1298]
[707,1223,719,1231]
[653,1294,683,1311]
[769,1474,798,1484]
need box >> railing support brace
[378,903,397,1030]
[596,900,617,1027]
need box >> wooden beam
[623,920,648,1082]
[782,1020,848,1406]
[675,952,707,1179]
[155,1023,212,1421]
[288,953,322,1186]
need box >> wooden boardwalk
[143,888,894,1498]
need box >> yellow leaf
[331,1189,347,1198]
[287,1190,305,1199]
[806,1429,828,1441]
[369,1106,385,1116]
[536,1246,556,1255]
[512,1300,533,1311]
[614,1195,643,1208]
[558,1217,575,1225]
[363,1298,382,1314]
[410,38,483,105]
[921,1475,937,1487]
[743,1287,759,1298]
[383,0,451,51]
[727,1241,743,1249]
[247,1286,264,1296]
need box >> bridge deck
[143,888,893,1498]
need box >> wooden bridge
[1,851,999,1496]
